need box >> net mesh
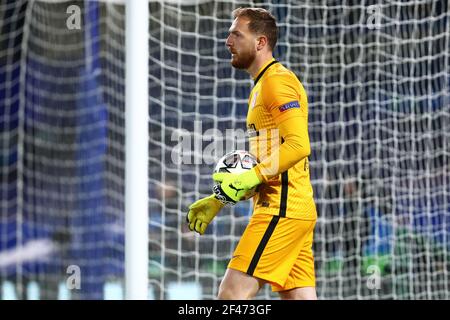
[148,0,449,300]
[0,0,448,300]
[1,0,125,299]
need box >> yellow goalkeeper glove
[212,168,261,206]
[186,194,224,235]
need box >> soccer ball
[213,150,259,201]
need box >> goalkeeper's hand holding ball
[187,168,261,235]
[212,168,261,205]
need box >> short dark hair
[232,7,278,51]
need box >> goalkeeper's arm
[212,114,310,205]
[253,115,311,182]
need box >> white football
[213,150,259,200]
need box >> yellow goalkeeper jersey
[248,58,317,220]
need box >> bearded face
[230,45,257,70]
[226,17,258,70]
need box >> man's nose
[225,35,232,47]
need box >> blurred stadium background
[1,0,449,299]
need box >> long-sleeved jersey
[248,58,317,220]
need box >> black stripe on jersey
[279,171,288,217]
[254,60,279,86]
[246,215,280,276]
[279,137,288,218]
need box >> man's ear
[256,36,268,51]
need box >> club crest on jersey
[251,92,258,109]
[278,100,300,112]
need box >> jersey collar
[253,58,278,86]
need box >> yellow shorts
[228,214,316,292]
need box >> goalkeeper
[187,7,317,300]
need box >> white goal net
[1,0,449,300]
[1,0,126,299]
[148,0,449,300]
